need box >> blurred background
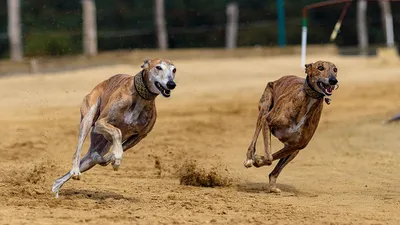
[0,0,399,64]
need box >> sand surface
[0,54,400,225]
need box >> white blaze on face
[146,60,177,97]
[149,61,176,89]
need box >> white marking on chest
[288,99,317,134]
[124,99,145,125]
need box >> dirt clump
[178,159,232,187]
[1,160,55,197]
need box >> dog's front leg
[251,122,273,167]
[71,98,100,180]
[93,118,123,171]
[261,123,273,165]
[244,110,264,168]
[245,83,274,168]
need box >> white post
[82,0,98,56]
[7,0,23,62]
[385,14,395,48]
[301,26,307,67]
[357,0,368,56]
[226,2,239,49]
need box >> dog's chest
[124,107,152,127]
[287,99,317,133]
[272,98,321,142]
[121,99,155,132]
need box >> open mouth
[155,81,171,97]
[317,81,333,96]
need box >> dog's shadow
[61,188,138,202]
[237,182,314,197]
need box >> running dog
[52,58,177,197]
[244,61,339,193]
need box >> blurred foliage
[0,0,399,57]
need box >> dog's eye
[172,68,176,73]
[156,66,162,70]
[318,66,324,71]
[333,68,337,73]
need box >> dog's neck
[304,76,325,100]
[134,70,158,101]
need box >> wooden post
[155,0,168,50]
[357,0,368,56]
[7,0,23,62]
[226,2,239,49]
[378,0,394,48]
[82,0,98,56]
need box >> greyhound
[52,58,177,198]
[244,61,339,193]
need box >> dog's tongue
[326,86,333,93]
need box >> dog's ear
[304,63,313,75]
[141,59,152,69]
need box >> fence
[1,0,400,61]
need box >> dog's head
[141,58,177,98]
[305,61,338,97]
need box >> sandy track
[0,55,400,225]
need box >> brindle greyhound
[52,58,177,198]
[244,61,339,193]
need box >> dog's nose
[329,76,338,85]
[166,81,176,90]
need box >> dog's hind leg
[267,150,299,193]
[51,152,105,198]
[81,132,112,168]
[51,172,71,198]
[244,82,273,168]
[71,97,100,180]
[52,132,110,198]
[90,134,146,168]
[123,134,145,151]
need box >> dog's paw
[70,169,81,180]
[252,155,265,168]
[244,159,253,168]
[269,187,281,194]
[265,154,273,166]
[112,158,121,171]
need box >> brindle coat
[244,61,339,193]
